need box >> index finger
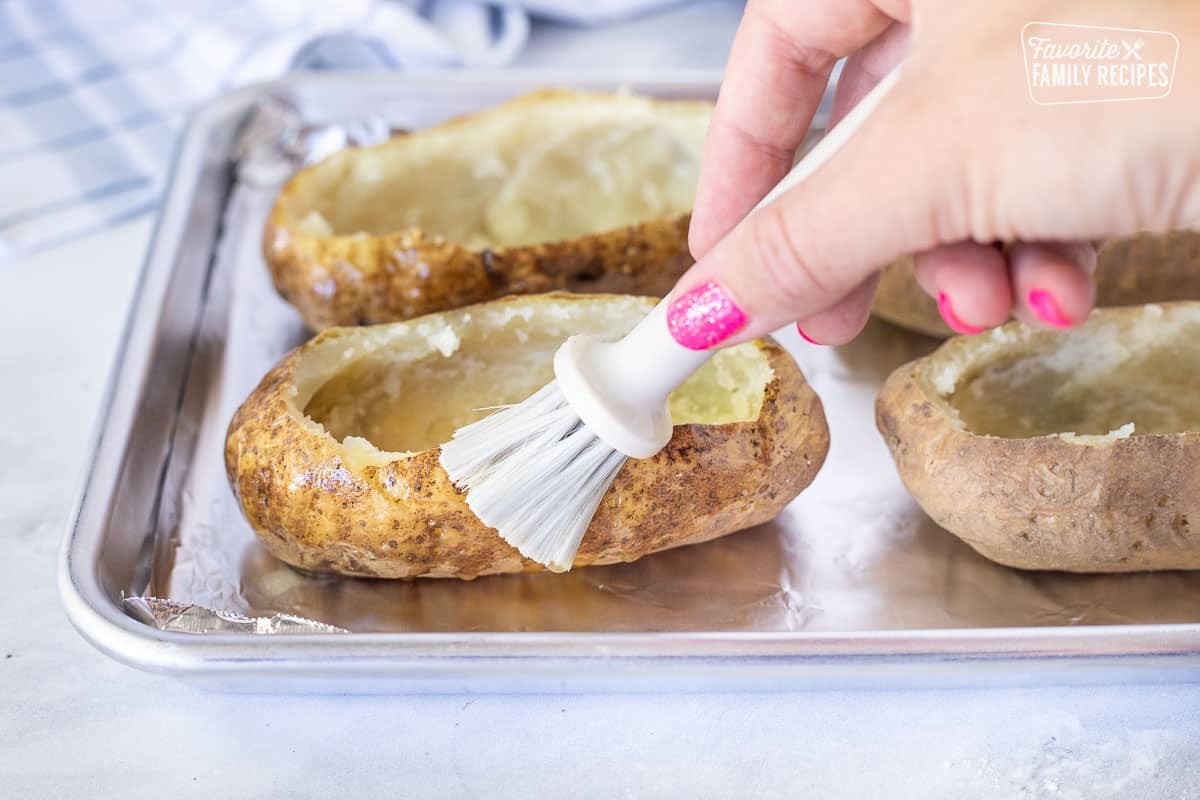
[689,0,910,259]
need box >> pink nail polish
[796,324,824,345]
[666,280,747,350]
[937,291,984,335]
[1028,289,1073,328]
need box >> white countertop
[3,4,1200,797]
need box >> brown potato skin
[263,90,705,330]
[225,313,829,580]
[871,256,949,338]
[872,231,1200,338]
[876,328,1200,572]
[264,209,693,329]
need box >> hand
[667,0,1200,350]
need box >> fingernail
[1028,289,1073,328]
[937,291,984,335]
[796,324,824,345]
[666,279,747,350]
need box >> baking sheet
[147,91,1200,635]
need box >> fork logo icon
[1123,38,1145,60]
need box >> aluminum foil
[144,98,1200,635]
[125,596,347,634]
[233,94,394,186]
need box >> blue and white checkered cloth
[0,0,699,260]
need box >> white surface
[3,4,1200,797]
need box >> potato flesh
[945,307,1200,438]
[285,99,709,249]
[300,298,772,456]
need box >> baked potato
[871,230,1200,337]
[876,302,1200,572]
[226,294,829,579]
[264,90,712,330]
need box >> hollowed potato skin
[225,299,829,579]
[876,321,1200,573]
[872,231,1200,338]
[262,90,707,330]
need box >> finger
[787,24,908,348]
[827,23,911,128]
[668,71,962,349]
[912,241,1012,334]
[1008,241,1098,329]
[688,0,909,260]
[795,274,880,345]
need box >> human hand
[666,0,1200,349]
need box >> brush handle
[573,297,708,412]
[619,64,904,400]
[558,65,903,458]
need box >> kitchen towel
[0,0,704,260]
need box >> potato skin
[876,343,1200,573]
[225,309,828,580]
[264,210,693,330]
[871,256,949,338]
[263,90,706,330]
[872,231,1200,338]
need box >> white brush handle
[558,65,903,458]
[620,67,902,393]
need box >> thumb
[665,76,961,350]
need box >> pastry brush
[440,66,902,571]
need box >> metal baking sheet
[60,72,1200,692]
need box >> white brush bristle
[439,381,627,572]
